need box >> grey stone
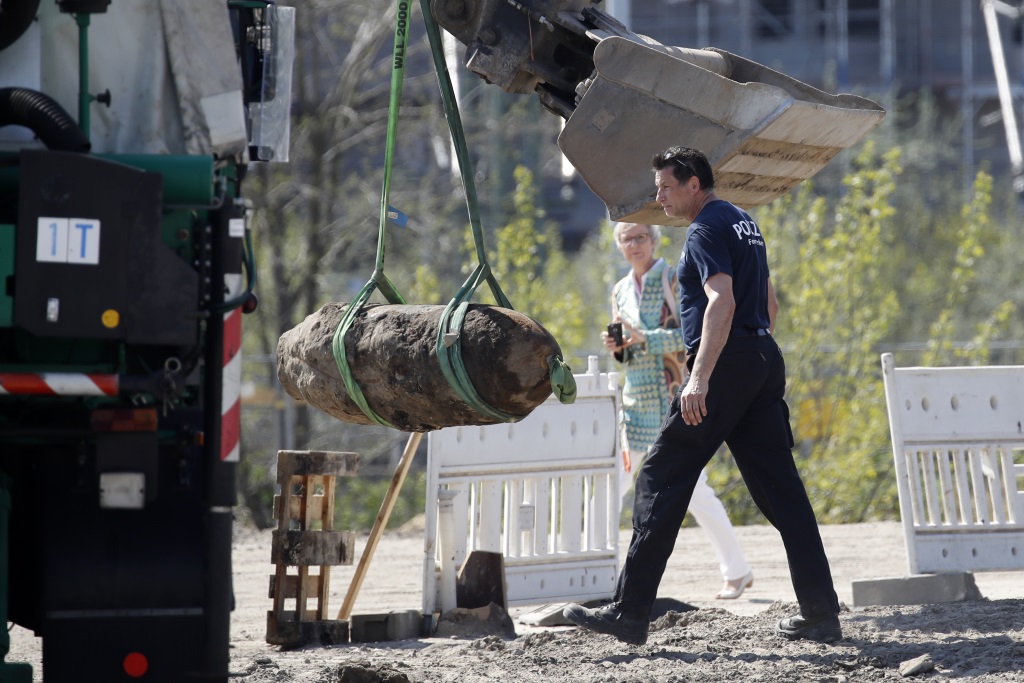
[898,654,935,677]
[851,572,983,607]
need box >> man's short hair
[614,222,662,245]
[651,146,715,190]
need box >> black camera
[607,322,624,346]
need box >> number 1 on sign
[36,218,68,263]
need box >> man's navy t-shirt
[676,199,771,352]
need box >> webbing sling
[332,0,576,429]
[418,0,575,409]
[330,0,410,428]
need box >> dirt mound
[433,604,517,640]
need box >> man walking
[605,221,754,600]
[564,146,842,646]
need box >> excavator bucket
[558,36,886,226]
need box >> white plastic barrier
[422,359,622,615]
[881,352,1024,574]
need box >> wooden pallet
[266,450,359,648]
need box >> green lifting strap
[332,0,576,428]
[330,0,410,429]
[419,0,577,410]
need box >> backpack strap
[661,260,681,328]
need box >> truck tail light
[90,408,158,432]
[123,651,148,677]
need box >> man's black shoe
[775,613,842,643]
[563,602,649,645]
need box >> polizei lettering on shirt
[731,219,764,247]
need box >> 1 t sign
[36,217,101,265]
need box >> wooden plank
[268,572,324,600]
[323,477,337,530]
[319,476,337,619]
[271,530,355,566]
[274,493,325,521]
[265,608,323,622]
[296,475,314,619]
[337,431,423,620]
[277,450,360,478]
[273,461,294,619]
[265,611,349,648]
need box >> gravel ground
[235,599,1024,682]
[7,520,1022,681]
[223,521,1024,683]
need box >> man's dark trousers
[615,334,840,619]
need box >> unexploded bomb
[277,302,563,431]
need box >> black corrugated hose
[0,87,90,152]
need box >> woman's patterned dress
[611,258,688,454]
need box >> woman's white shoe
[715,571,754,600]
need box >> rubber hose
[0,0,41,52]
[0,87,90,152]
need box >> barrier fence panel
[881,353,1024,575]
[423,363,622,616]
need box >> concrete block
[350,610,422,643]
[385,609,422,641]
[851,572,983,608]
[517,602,575,627]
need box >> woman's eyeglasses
[619,234,650,246]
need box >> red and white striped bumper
[0,373,119,396]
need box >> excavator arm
[429,0,620,116]
[430,0,886,225]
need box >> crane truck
[0,1,293,680]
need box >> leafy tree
[774,144,902,523]
[411,164,607,370]
[920,171,1017,366]
[469,166,596,370]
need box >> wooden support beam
[337,431,424,620]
